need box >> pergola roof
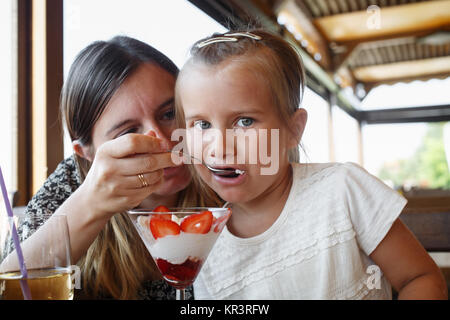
[276,0,450,91]
[189,0,450,122]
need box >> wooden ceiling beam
[352,56,450,82]
[276,0,332,69]
[362,72,450,91]
[314,1,450,43]
[332,41,359,71]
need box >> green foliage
[378,122,450,189]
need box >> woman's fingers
[123,170,164,189]
[118,152,179,176]
[79,133,181,214]
[110,178,166,211]
[101,133,170,158]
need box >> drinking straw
[0,166,32,300]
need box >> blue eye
[236,118,254,127]
[194,120,211,130]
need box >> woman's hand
[79,132,175,218]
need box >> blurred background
[0,0,449,293]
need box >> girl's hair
[61,36,221,299]
[175,29,306,162]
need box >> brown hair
[175,29,306,162]
[61,36,220,299]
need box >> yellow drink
[0,268,73,300]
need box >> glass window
[301,88,331,163]
[363,122,450,190]
[332,106,360,164]
[63,0,227,156]
[0,0,15,194]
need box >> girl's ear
[289,108,308,148]
[72,140,94,162]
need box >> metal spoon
[170,150,245,176]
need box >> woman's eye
[236,118,254,127]
[118,127,138,137]
[161,109,175,121]
[194,120,211,130]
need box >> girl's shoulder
[292,161,372,184]
[292,162,348,185]
[290,162,384,201]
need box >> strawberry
[153,205,171,220]
[150,217,180,239]
[180,211,213,234]
[153,205,169,212]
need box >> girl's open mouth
[210,167,247,186]
[213,168,244,178]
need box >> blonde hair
[176,29,306,162]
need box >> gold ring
[137,174,149,188]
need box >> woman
[21,35,220,299]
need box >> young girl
[174,30,447,299]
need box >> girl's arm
[369,218,448,299]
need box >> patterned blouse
[23,155,194,300]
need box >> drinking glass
[0,211,73,300]
[127,207,231,300]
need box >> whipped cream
[151,231,219,264]
[135,216,221,265]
